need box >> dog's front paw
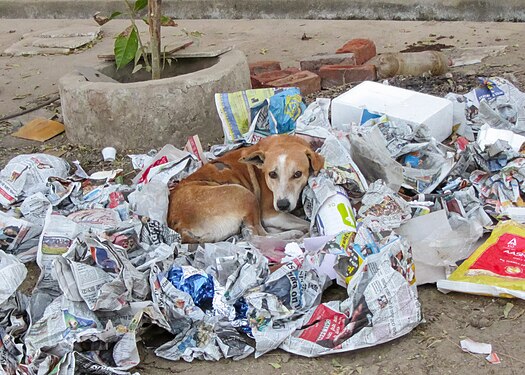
[288,229,307,239]
[268,229,306,241]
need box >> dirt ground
[2,18,525,375]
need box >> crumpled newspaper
[0,251,27,305]
[0,128,426,371]
[0,154,70,207]
[358,180,412,231]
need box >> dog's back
[167,135,323,243]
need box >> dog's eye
[293,171,302,179]
[269,171,278,179]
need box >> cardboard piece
[12,118,65,142]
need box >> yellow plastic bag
[437,220,525,299]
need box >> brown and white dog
[167,135,324,243]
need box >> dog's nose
[277,199,290,211]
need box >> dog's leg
[255,212,310,240]
[168,183,266,243]
[263,212,310,232]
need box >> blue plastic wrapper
[234,297,248,321]
[402,154,420,168]
[475,77,505,101]
[250,88,306,138]
[232,297,252,336]
[168,266,215,311]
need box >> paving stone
[31,36,96,49]
[3,38,70,56]
[38,25,101,38]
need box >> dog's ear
[239,151,265,168]
[306,149,324,175]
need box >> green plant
[95,0,176,80]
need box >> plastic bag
[437,220,525,298]
[128,180,169,224]
[349,125,404,191]
[397,209,483,285]
[247,88,306,143]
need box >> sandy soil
[2,18,525,375]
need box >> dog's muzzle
[276,199,291,212]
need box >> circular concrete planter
[59,49,250,149]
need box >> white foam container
[331,81,454,142]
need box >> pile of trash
[1,76,525,374]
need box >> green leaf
[269,362,281,369]
[503,302,514,318]
[114,27,139,70]
[109,11,122,20]
[134,0,148,12]
[134,42,144,66]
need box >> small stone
[469,315,492,328]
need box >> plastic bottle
[315,187,356,236]
[374,51,450,79]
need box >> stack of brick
[316,38,378,89]
[247,39,377,94]
[249,61,321,96]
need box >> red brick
[249,60,281,75]
[300,53,356,74]
[336,39,376,65]
[266,70,321,96]
[250,67,300,89]
[318,65,376,89]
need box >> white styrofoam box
[331,81,454,142]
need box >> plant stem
[123,0,151,71]
[148,0,162,80]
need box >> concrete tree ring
[58,49,250,149]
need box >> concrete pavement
[0,18,524,118]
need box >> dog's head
[240,135,324,212]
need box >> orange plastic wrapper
[437,220,525,299]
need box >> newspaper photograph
[279,236,420,357]
[0,211,41,258]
